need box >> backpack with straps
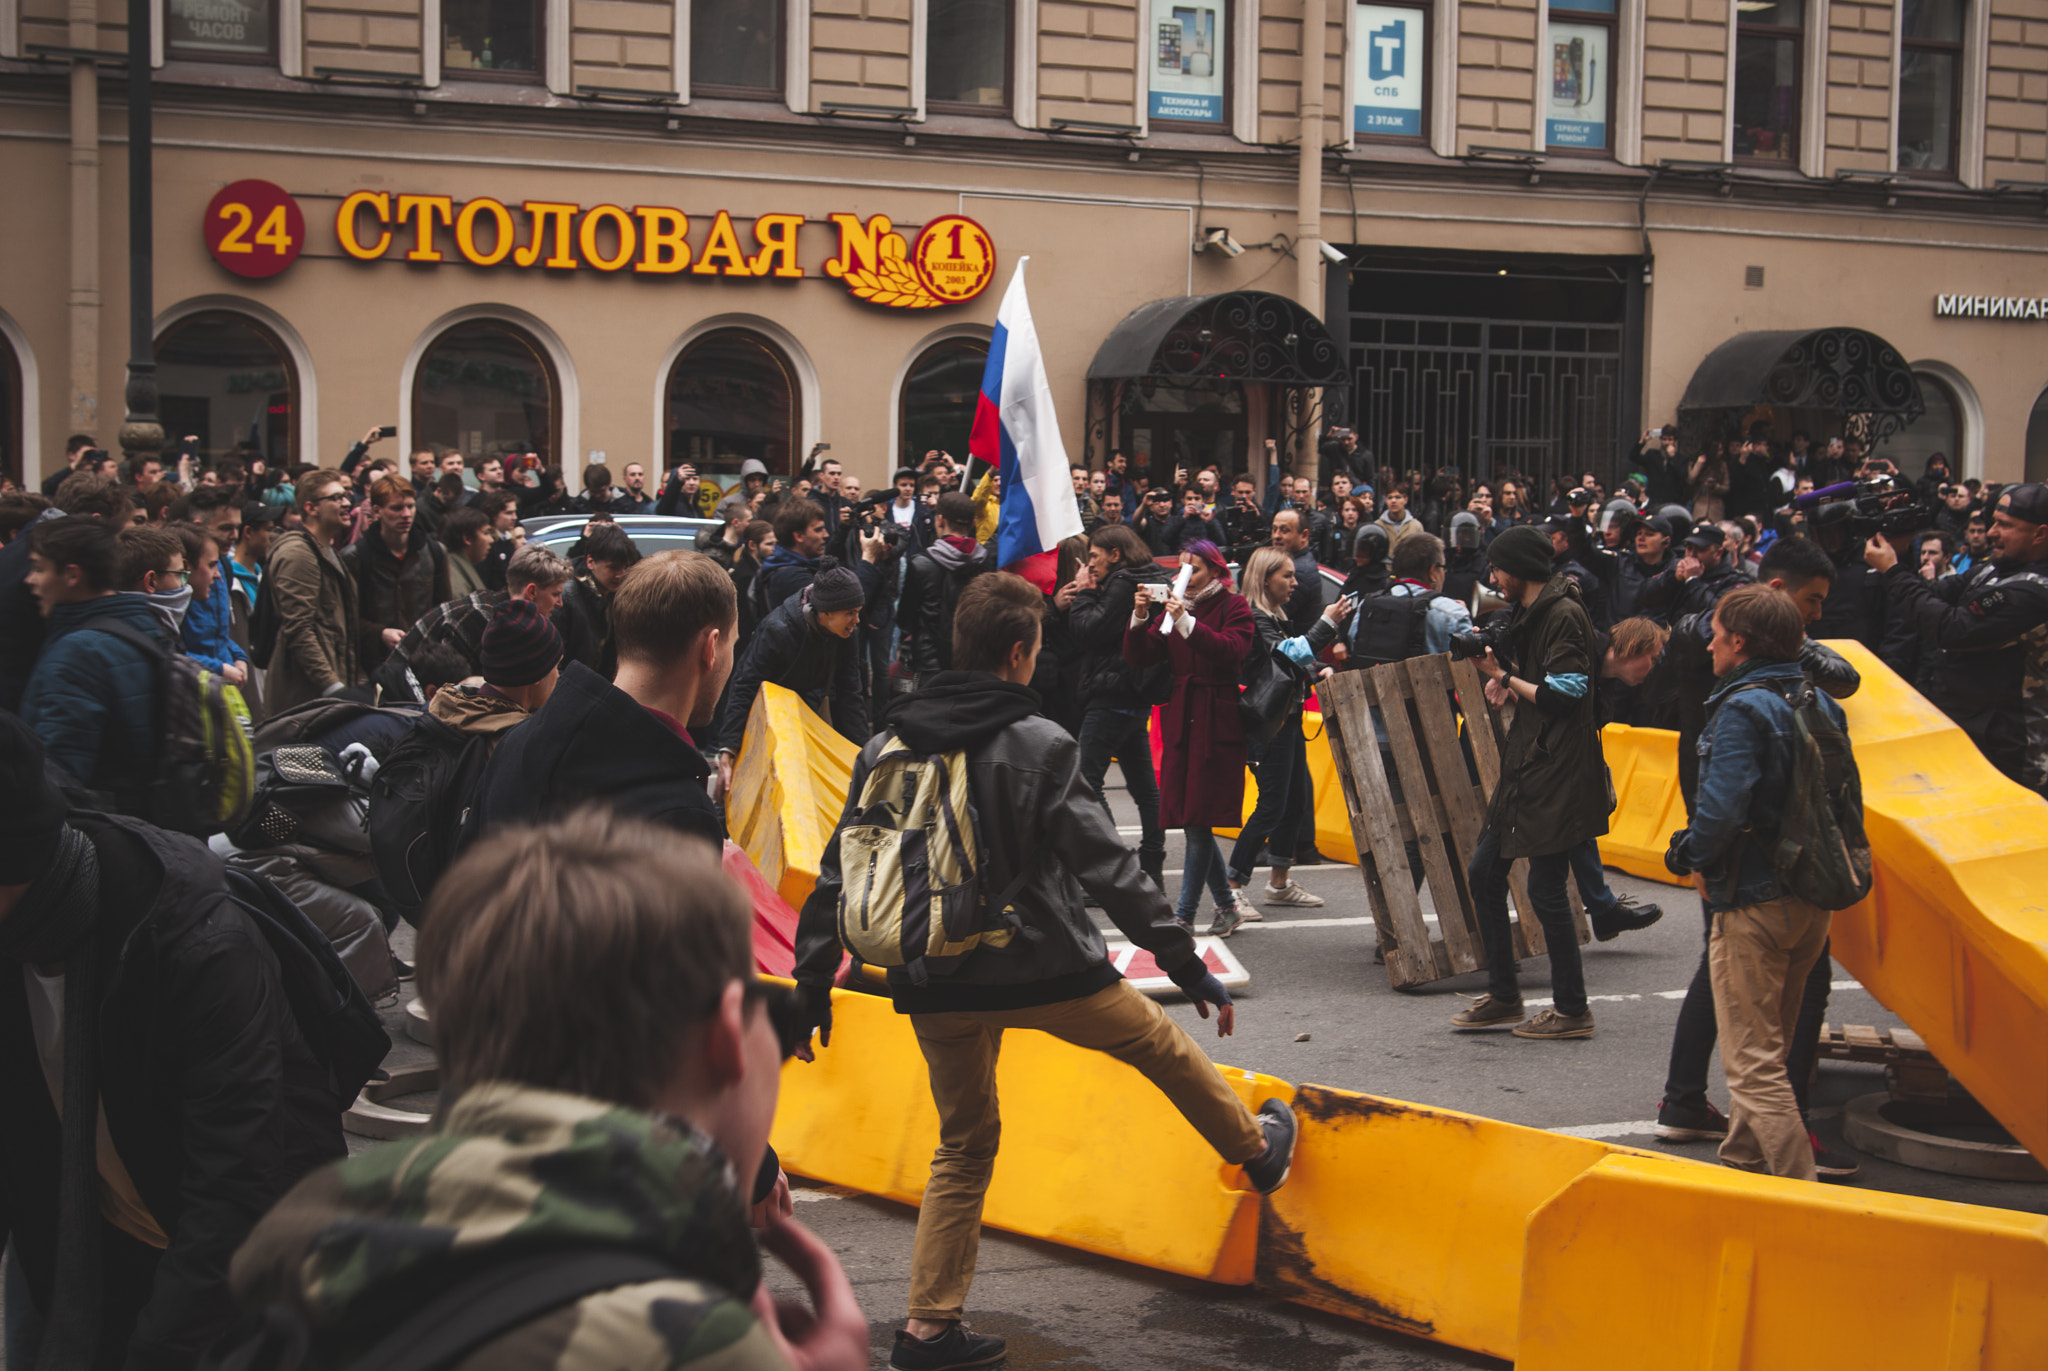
[1347,588,1434,668]
[367,715,496,926]
[835,732,1032,986]
[1728,677,1873,911]
[85,620,256,838]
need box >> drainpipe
[68,0,100,438]
[1295,0,1325,486]
[118,0,164,474]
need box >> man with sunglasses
[264,468,365,714]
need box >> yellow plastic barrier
[1518,1152,2048,1370]
[1255,1084,1637,1359]
[771,985,1278,1284]
[1597,722,1691,886]
[1826,642,2048,1167]
[727,683,858,912]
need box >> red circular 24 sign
[203,179,305,279]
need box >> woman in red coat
[1124,539,1254,930]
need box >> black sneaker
[390,953,415,982]
[1242,1099,1297,1194]
[1811,1130,1861,1182]
[1653,1098,1729,1142]
[1591,896,1663,942]
[889,1323,1007,1371]
[1291,848,1328,867]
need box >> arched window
[2027,385,2048,485]
[1886,371,1961,483]
[0,328,20,489]
[665,329,800,480]
[899,337,989,469]
[155,310,300,469]
[412,318,559,466]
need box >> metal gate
[1349,315,1624,499]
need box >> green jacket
[1485,575,1610,859]
[228,1083,788,1370]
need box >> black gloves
[797,983,834,1055]
[1166,955,1233,1012]
[1664,833,1692,878]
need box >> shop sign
[1545,19,1609,149]
[1149,0,1225,123]
[1936,294,2048,320]
[332,191,996,309]
[1353,4,1424,138]
[202,180,306,279]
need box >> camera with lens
[1449,621,1515,667]
[1802,475,1936,542]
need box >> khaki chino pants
[1709,896,1833,1182]
[906,980,1266,1321]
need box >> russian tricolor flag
[969,257,1081,588]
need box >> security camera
[1317,239,1348,266]
[1199,227,1245,258]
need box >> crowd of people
[1,413,2044,1370]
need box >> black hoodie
[793,672,1198,1014]
[471,661,722,850]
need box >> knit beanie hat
[481,598,564,688]
[809,556,866,613]
[1488,525,1554,583]
[0,712,68,885]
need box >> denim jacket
[1666,658,1847,911]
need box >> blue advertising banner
[1150,0,1225,122]
[1545,20,1609,148]
[1353,4,1424,138]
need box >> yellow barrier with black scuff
[771,985,1274,1285]
[728,683,859,913]
[1517,1152,2048,1369]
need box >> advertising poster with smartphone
[1545,20,1609,149]
[1352,4,1424,138]
[1150,0,1224,122]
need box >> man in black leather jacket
[1637,524,1747,625]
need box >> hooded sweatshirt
[792,671,1200,1013]
[227,1083,784,1371]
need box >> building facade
[4,0,2048,497]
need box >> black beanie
[481,599,565,688]
[1488,526,1554,583]
[809,557,866,614]
[0,712,69,886]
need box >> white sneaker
[1263,881,1324,908]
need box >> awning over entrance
[1678,327,1925,435]
[1087,291,1347,388]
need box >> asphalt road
[357,773,2045,1371]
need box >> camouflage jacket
[229,1082,790,1370]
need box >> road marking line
[1550,1120,1660,1139]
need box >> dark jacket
[473,660,723,851]
[0,525,47,713]
[1123,586,1254,828]
[897,540,994,676]
[696,524,747,571]
[1636,558,1747,625]
[1066,560,1173,709]
[0,815,345,1370]
[792,673,1202,1013]
[1484,576,1608,859]
[1609,549,1672,624]
[1220,502,1271,561]
[1667,659,1852,909]
[339,524,451,672]
[554,574,616,680]
[1130,509,1176,557]
[756,547,821,615]
[19,593,166,804]
[713,588,867,755]
[265,527,361,716]
[1163,512,1224,553]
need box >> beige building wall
[1455,0,1537,151]
[809,0,913,109]
[568,0,673,94]
[1257,0,1342,148]
[1639,0,1728,162]
[1983,0,2048,180]
[1038,0,1137,124]
[306,0,425,77]
[1822,0,1893,174]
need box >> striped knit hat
[481,599,564,688]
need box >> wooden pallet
[1817,1022,1949,1101]
[1321,656,1590,990]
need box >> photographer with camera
[1866,482,2048,796]
[1447,526,1609,1041]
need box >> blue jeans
[1076,706,1164,858]
[1469,825,1586,1016]
[1178,827,1234,921]
[1566,838,1619,917]
[1228,719,1308,883]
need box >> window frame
[439,0,547,84]
[1731,1,1803,167]
[154,308,304,468]
[925,0,1015,117]
[1898,0,1964,180]
[161,0,280,65]
[897,335,991,469]
[663,327,804,480]
[1146,0,1234,135]
[1349,0,1432,148]
[689,0,789,101]
[1542,0,1616,159]
[410,316,561,468]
